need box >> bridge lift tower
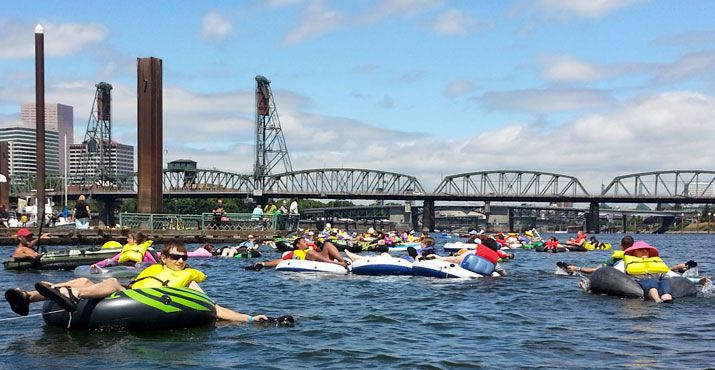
[254,75,292,190]
[77,82,113,187]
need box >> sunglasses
[167,253,188,261]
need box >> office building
[21,103,74,173]
[68,140,134,179]
[0,124,60,176]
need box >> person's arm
[566,265,598,274]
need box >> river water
[0,234,713,369]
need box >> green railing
[118,212,286,231]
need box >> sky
[1,0,714,193]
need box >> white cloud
[444,79,474,97]
[0,21,108,59]
[357,0,443,23]
[653,51,715,85]
[540,55,613,83]
[480,88,615,113]
[532,0,644,18]
[282,0,346,46]
[201,12,232,41]
[432,9,477,36]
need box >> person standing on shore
[212,199,225,229]
[289,199,300,231]
[73,195,91,229]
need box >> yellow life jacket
[623,255,670,275]
[611,250,624,260]
[131,264,206,289]
[118,240,154,264]
[292,249,307,260]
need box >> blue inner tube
[588,266,698,299]
[42,287,217,330]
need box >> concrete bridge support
[586,202,600,234]
[97,198,117,227]
[422,200,435,231]
[137,57,163,213]
[622,214,627,233]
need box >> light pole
[710,212,713,234]
[681,213,684,233]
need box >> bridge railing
[118,213,204,231]
[201,213,280,231]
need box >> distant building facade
[68,141,134,179]
[21,103,74,173]
[0,125,60,176]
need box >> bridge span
[6,169,715,232]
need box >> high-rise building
[68,140,134,180]
[21,103,73,173]
[0,124,60,176]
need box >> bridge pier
[622,214,627,233]
[411,207,420,231]
[507,208,514,232]
[97,198,117,227]
[422,200,435,231]
[0,142,8,208]
[586,202,600,233]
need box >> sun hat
[623,241,659,257]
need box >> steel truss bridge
[9,169,715,204]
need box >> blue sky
[1,0,714,191]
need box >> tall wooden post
[0,142,9,207]
[35,24,46,223]
[136,57,163,213]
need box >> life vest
[623,255,670,275]
[475,245,500,264]
[292,249,307,260]
[611,250,624,260]
[130,264,206,289]
[118,240,154,264]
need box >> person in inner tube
[12,228,50,262]
[248,237,350,270]
[436,237,514,276]
[4,241,270,323]
[406,237,438,261]
[565,236,706,277]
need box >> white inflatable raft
[350,256,413,275]
[275,259,349,274]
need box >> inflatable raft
[350,256,413,275]
[42,287,217,330]
[275,259,349,274]
[73,263,152,280]
[412,259,485,279]
[3,247,123,271]
[586,266,698,298]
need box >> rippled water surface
[1,234,714,369]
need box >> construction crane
[254,75,292,189]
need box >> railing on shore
[118,212,300,231]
